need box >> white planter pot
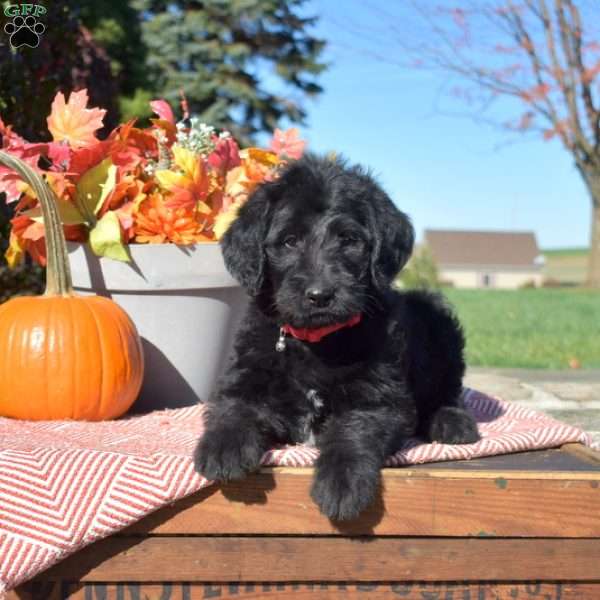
[67,242,247,413]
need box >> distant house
[424,229,545,289]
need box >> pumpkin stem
[0,151,74,296]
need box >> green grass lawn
[442,288,600,369]
[542,247,589,285]
[542,247,589,258]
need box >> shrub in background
[397,246,441,290]
[0,261,45,304]
[518,279,537,289]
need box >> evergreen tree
[134,0,326,143]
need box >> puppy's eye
[283,235,299,249]
[339,232,361,245]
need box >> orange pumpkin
[0,151,144,420]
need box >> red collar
[281,314,362,343]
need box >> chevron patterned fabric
[0,388,595,595]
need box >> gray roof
[424,229,541,267]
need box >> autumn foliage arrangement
[0,89,306,266]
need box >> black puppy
[194,154,479,521]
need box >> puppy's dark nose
[305,287,334,307]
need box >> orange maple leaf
[47,89,107,148]
[109,121,159,171]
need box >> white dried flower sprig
[175,118,232,156]
[142,119,235,177]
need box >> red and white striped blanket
[0,388,595,595]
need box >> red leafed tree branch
[366,0,600,285]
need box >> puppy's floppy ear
[220,183,273,296]
[368,190,415,291]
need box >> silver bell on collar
[275,327,287,352]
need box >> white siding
[440,268,542,289]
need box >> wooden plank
[563,443,600,466]
[411,446,600,472]
[268,467,600,480]
[33,537,600,582]
[124,469,600,537]
[10,581,600,600]
[256,444,600,477]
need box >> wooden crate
[10,443,600,600]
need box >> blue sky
[277,0,591,249]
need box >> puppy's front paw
[310,452,380,521]
[429,406,480,444]
[193,427,265,482]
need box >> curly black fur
[194,154,480,521]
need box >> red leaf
[22,221,45,242]
[270,128,306,160]
[0,118,46,202]
[208,137,241,173]
[517,112,534,130]
[521,83,550,103]
[543,120,568,141]
[150,99,175,125]
[9,215,47,265]
[47,142,72,170]
[69,140,111,177]
[109,122,158,171]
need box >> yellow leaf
[225,166,249,199]
[172,144,201,180]
[196,200,212,214]
[155,168,187,190]
[89,211,130,262]
[15,180,31,194]
[4,233,24,268]
[242,148,280,167]
[22,196,85,226]
[213,199,244,240]
[76,159,117,221]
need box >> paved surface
[464,368,600,444]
